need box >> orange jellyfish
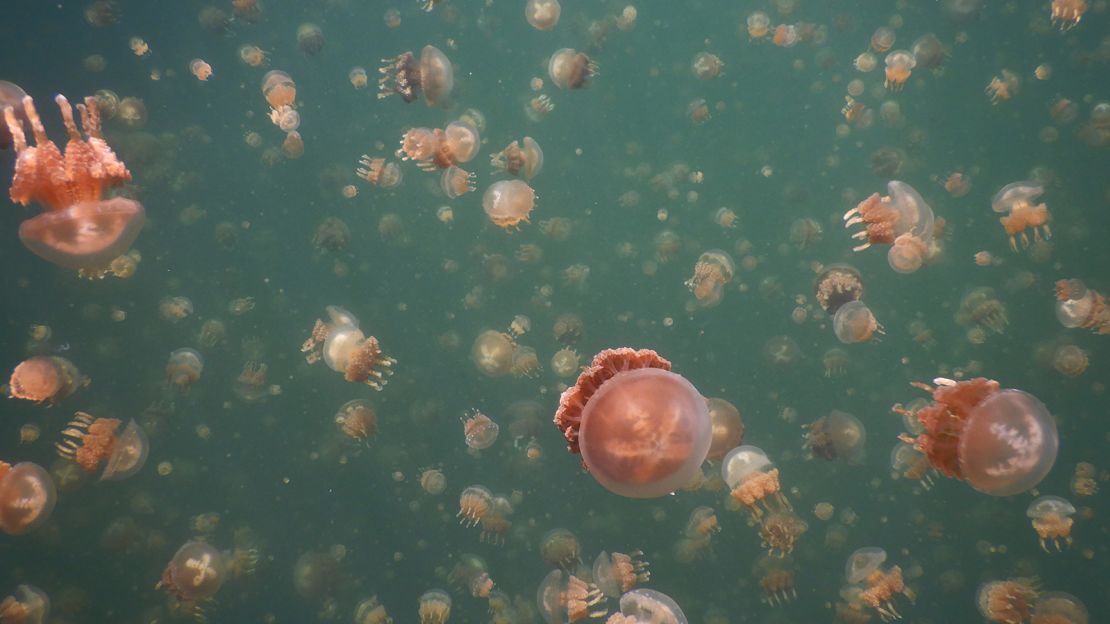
[301,306,396,390]
[977,578,1039,624]
[0,461,56,535]
[746,11,771,40]
[1055,279,1110,334]
[471,329,515,376]
[457,485,492,528]
[608,589,686,623]
[479,495,513,545]
[956,287,1009,335]
[525,0,561,30]
[685,249,735,308]
[261,70,296,109]
[883,50,915,90]
[548,48,597,89]
[814,264,864,316]
[3,94,145,274]
[705,398,744,462]
[335,399,378,443]
[378,45,454,107]
[722,445,792,521]
[754,555,797,605]
[165,348,204,388]
[843,181,934,273]
[417,589,451,624]
[449,554,495,598]
[760,511,808,557]
[482,180,536,230]
[462,410,499,450]
[1026,495,1075,551]
[537,571,607,623]
[554,348,712,498]
[844,547,915,622]
[889,442,935,488]
[593,551,650,598]
[541,528,581,569]
[894,377,1058,496]
[0,585,49,623]
[1033,592,1087,624]
[8,356,85,404]
[296,23,324,55]
[189,59,213,81]
[992,181,1050,250]
[158,540,227,602]
[804,410,866,464]
[270,106,300,132]
[490,137,544,179]
[833,301,883,344]
[56,413,149,481]
[684,507,721,540]
[441,166,476,199]
[871,27,896,53]
[1050,0,1087,31]
[356,156,403,189]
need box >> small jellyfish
[479,495,514,545]
[335,399,378,443]
[593,551,650,598]
[1050,0,1087,31]
[551,348,581,378]
[462,410,499,450]
[541,528,581,569]
[991,181,1050,250]
[349,67,368,89]
[871,27,896,53]
[0,462,57,535]
[189,59,213,81]
[471,330,515,377]
[684,507,721,540]
[270,105,300,132]
[692,52,724,80]
[548,48,597,89]
[746,11,771,40]
[554,348,712,498]
[166,348,204,387]
[159,296,194,322]
[1052,344,1088,377]
[234,362,270,403]
[763,335,801,367]
[458,485,493,528]
[356,156,403,189]
[714,207,738,229]
[490,137,544,179]
[844,547,915,622]
[883,50,916,90]
[843,181,934,273]
[282,131,304,159]
[789,217,822,249]
[1054,279,1110,335]
[511,345,542,377]
[722,445,792,522]
[705,398,744,462]
[804,410,867,464]
[610,588,687,624]
[754,555,797,606]
[296,23,324,55]
[525,0,561,31]
[822,348,850,377]
[483,180,536,230]
[355,597,391,624]
[56,413,148,481]
[759,511,808,557]
[833,301,882,344]
[684,250,734,308]
[8,356,85,404]
[956,287,1009,334]
[379,45,454,107]
[537,570,607,623]
[441,166,475,199]
[239,44,267,67]
[158,540,227,602]
[261,70,296,109]
[0,585,49,623]
[813,264,864,316]
[977,578,1039,624]
[1025,495,1075,551]
[420,468,446,495]
[889,442,935,488]
[301,307,396,390]
[911,34,947,70]
[985,70,1020,104]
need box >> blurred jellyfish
[804,410,867,464]
[0,462,56,535]
[56,413,148,481]
[833,301,883,344]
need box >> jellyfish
[0,462,56,535]
[0,585,49,623]
[760,511,808,557]
[158,296,194,323]
[158,540,227,604]
[985,70,1020,104]
[356,156,403,189]
[457,485,493,528]
[296,23,324,55]
[789,217,822,249]
[56,413,149,481]
[239,45,268,67]
[550,348,580,378]
[956,287,1009,335]
[1055,279,1110,334]
[746,12,771,39]
[883,50,916,90]
[3,94,145,274]
[541,528,581,569]
[0,80,28,150]
[871,27,896,53]
[833,301,883,344]
[822,348,850,377]
[420,468,446,495]
[804,410,867,464]
[553,348,711,498]
[234,361,270,403]
[270,106,300,132]
[1052,344,1088,377]
[301,306,396,390]
[483,180,536,230]
[537,570,607,623]
[754,556,797,606]
[843,181,934,273]
[378,45,454,107]
[355,597,391,624]
[813,264,864,316]
[895,377,1058,496]
[1026,495,1075,551]
[593,551,650,598]
[977,579,1039,624]
[189,59,213,81]
[441,166,476,199]
[282,131,304,159]
[608,589,687,624]
[8,356,85,404]
[261,70,296,109]
[166,348,204,387]
[490,137,544,179]
[705,398,744,462]
[844,547,915,622]
[479,495,514,545]
[548,48,597,89]
[1050,0,1087,30]
[684,507,721,540]
[1033,592,1088,624]
[335,400,378,443]
[462,410,499,450]
[685,250,735,308]
[722,445,792,521]
[471,330,516,376]
[889,442,935,488]
[991,181,1050,250]
[417,590,452,624]
[525,0,561,30]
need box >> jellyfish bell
[845,547,887,584]
[548,48,597,89]
[99,420,149,481]
[323,324,368,374]
[705,398,744,462]
[0,462,57,535]
[813,264,864,315]
[160,540,227,601]
[721,445,773,487]
[19,197,145,272]
[617,588,688,624]
[833,301,881,344]
[991,181,1043,213]
[261,70,296,109]
[483,180,536,229]
[958,389,1057,496]
[471,330,515,376]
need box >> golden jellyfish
[789,217,822,249]
[449,555,495,598]
[804,410,867,464]
[237,44,267,67]
[116,96,146,128]
[420,468,446,495]
[992,181,1050,250]
[0,462,56,535]
[462,410,499,450]
[883,50,915,90]
[3,94,145,273]
[894,377,1058,496]
[911,34,947,70]
[551,348,581,377]
[977,578,1039,624]
[525,0,561,31]
[270,106,300,132]
[165,348,204,387]
[1026,495,1075,551]
[0,80,28,150]
[441,166,475,199]
[158,540,227,602]
[56,413,149,481]
[684,250,734,308]
[942,171,972,197]
[480,495,514,544]
[854,52,877,73]
[483,180,536,230]
[871,26,896,53]
[822,348,850,377]
[1070,462,1097,497]
[0,584,49,623]
[814,264,864,316]
[760,511,807,557]
[609,589,687,624]
[771,24,799,48]
[355,597,391,624]
[471,329,515,376]
[593,551,650,598]
[1055,279,1110,335]
[379,45,454,107]
[548,48,597,89]
[8,356,85,404]
[537,570,607,623]
[763,335,801,367]
[746,11,770,39]
[197,6,229,34]
[956,287,1009,334]
[349,67,368,89]
[301,306,396,390]
[282,130,304,159]
[554,348,712,498]
[232,0,263,22]
[986,69,1020,104]
[189,59,212,81]
[1050,0,1087,30]
[722,445,792,521]
[714,207,738,229]
[541,528,581,569]
[843,181,935,273]
[890,441,935,488]
[85,0,119,27]
[296,23,324,55]
[705,398,744,462]
[457,485,492,528]
[833,301,883,344]
[755,556,797,606]
[1033,592,1088,624]
[356,156,403,189]
[692,52,724,80]
[1052,344,1088,377]
[159,296,194,322]
[684,506,721,540]
[261,70,296,109]
[490,137,544,179]
[335,399,378,443]
[844,547,915,622]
